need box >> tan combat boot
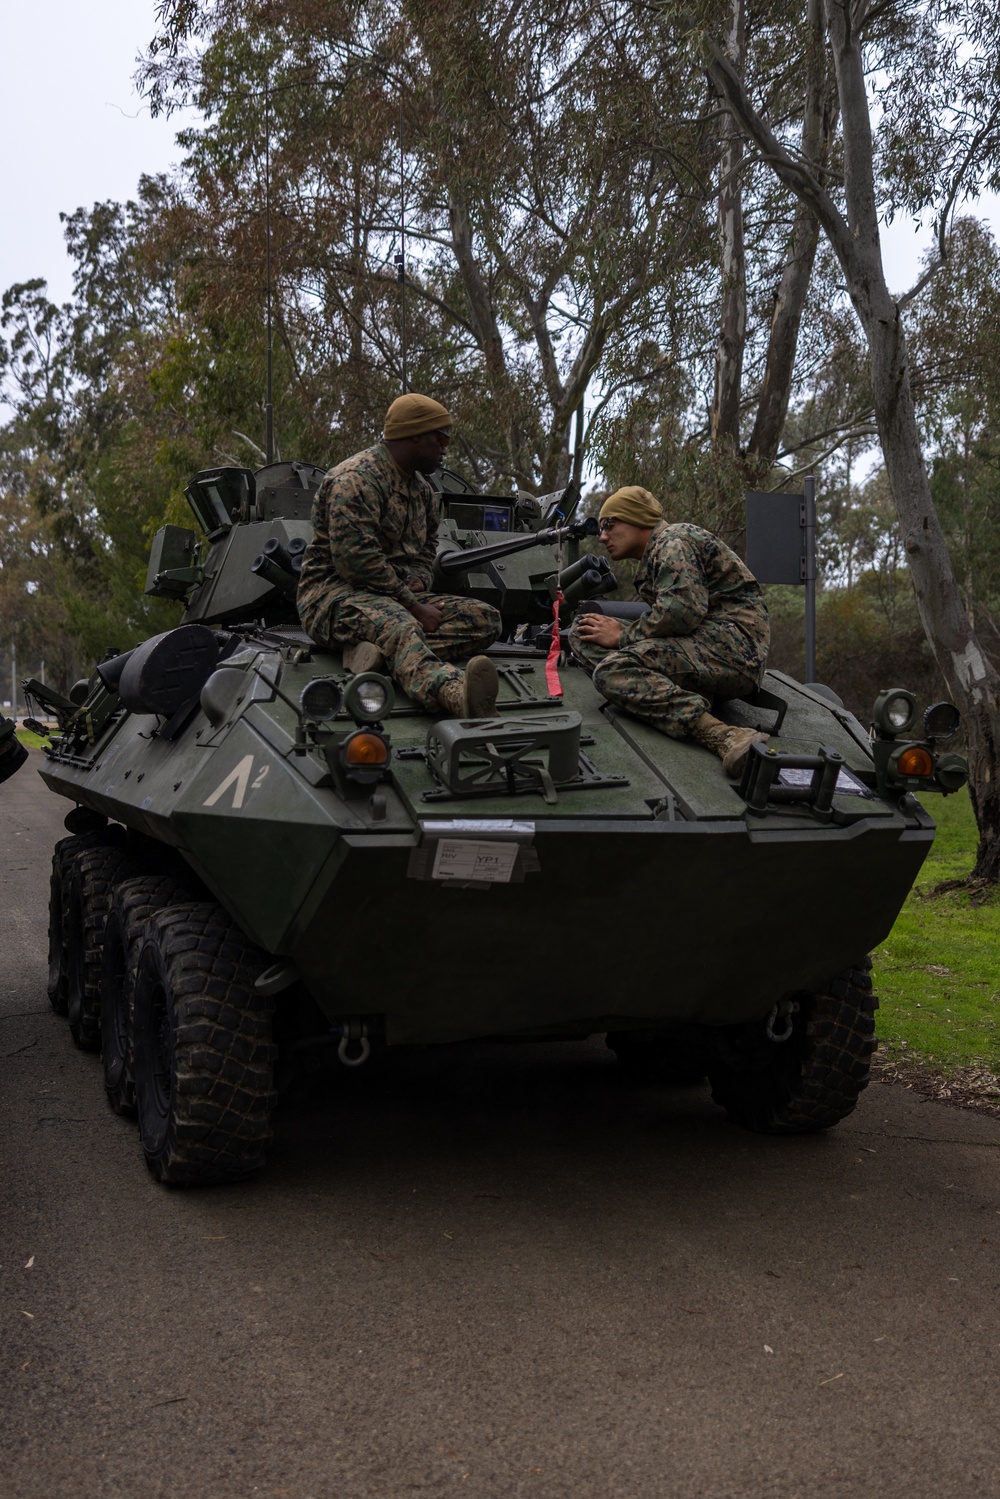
[343,641,385,674]
[690,712,769,779]
[437,656,499,719]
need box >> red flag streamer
[545,590,564,699]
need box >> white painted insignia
[204,754,255,809]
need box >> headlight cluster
[298,670,395,785]
[871,689,967,795]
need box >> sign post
[745,485,817,682]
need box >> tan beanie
[383,393,453,441]
[599,486,664,528]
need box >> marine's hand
[404,573,426,593]
[575,612,622,649]
[410,599,444,633]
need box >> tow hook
[765,999,799,1044]
[332,1018,371,1067]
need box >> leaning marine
[297,394,502,717]
[570,486,770,777]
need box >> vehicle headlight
[344,672,395,723]
[299,677,343,722]
[923,701,961,742]
[873,688,918,736]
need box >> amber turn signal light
[894,745,934,778]
[343,731,389,767]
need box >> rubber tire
[607,1025,711,1086]
[132,902,277,1185]
[64,844,138,1051]
[47,833,105,1016]
[707,959,877,1134]
[100,875,192,1118]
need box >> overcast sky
[1,1,998,311]
[1,0,199,306]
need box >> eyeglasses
[597,519,619,534]
[429,428,451,445]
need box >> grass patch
[874,788,1000,1073]
[15,727,52,750]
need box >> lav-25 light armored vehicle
[29,458,967,1185]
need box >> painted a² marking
[202,754,268,810]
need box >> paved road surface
[2,753,999,1498]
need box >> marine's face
[598,518,650,561]
[410,427,452,475]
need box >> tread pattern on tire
[48,833,104,1016]
[66,844,139,1050]
[707,959,877,1134]
[134,902,277,1185]
[101,874,192,1117]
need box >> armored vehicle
[30,459,967,1185]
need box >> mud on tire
[707,960,877,1134]
[133,902,277,1185]
[100,875,192,1118]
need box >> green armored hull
[33,459,963,1183]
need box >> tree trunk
[822,0,1000,882]
[712,0,747,458]
[745,0,836,478]
[705,0,1000,880]
[447,192,536,485]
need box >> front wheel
[132,902,277,1184]
[707,960,877,1134]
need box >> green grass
[15,727,52,750]
[874,789,1000,1073]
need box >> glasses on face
[597,519,619,534]
[429,428,451,446]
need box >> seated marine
[569,486,771,777]
[297,394,502,718]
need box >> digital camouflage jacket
[619,521,769,657]
[297,442,441,616]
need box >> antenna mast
[394,100,408,392]
[264,75,275,464]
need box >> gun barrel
[437,519,595,577]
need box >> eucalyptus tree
[698,0,1000,878]
[142,0,718,491]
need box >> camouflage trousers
[301,589,501,710]
[568,618,765,739]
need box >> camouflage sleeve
[620,532,708,642]
[327,471,410,600]
[409,489,442,593]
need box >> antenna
[264,74,275,465]
[394,100,408,392]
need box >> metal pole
[803,474,816,682]
[398,102,407,393]
[264,79,274,465]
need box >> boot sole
[464,656,499,717]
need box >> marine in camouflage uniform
[298,406,501,712]
[569,490,769,750]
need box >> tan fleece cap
[599,486,664,528]
[383,393,453,440]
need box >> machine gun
[434,512,617,629]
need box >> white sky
[1,3,998,333]
[0,0,199,307]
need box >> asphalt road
[2,752,1000,1499]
